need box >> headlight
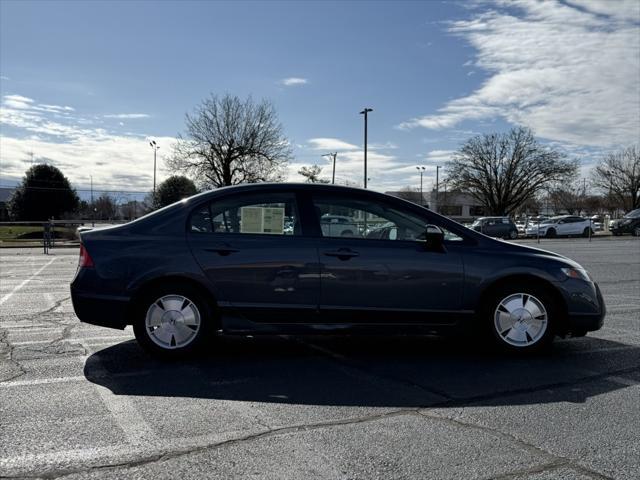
[561,267,591,281]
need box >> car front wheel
[509,230,518,239]
[133,285,213,357]
[485,284,557,353]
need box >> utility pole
[149,140,160,201]
[323,152,337,184]
[90,176,94,227]
[435,165,441,212]
[416,166,425,205]
[359,108,373,188]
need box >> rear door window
[189,193,300,236]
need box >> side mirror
[424,224,445,249]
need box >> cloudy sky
[1,0,638,200]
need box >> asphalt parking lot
[1,237,639,479]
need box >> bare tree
[298,165,330,183]
[591,145,640,211]
[548,183,583,215]
[93,194,117,221]
[168,94,292,187]
[446,127,577,215]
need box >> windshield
[624,209,640,218]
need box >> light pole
[435,165,442,212]
[90,175,94,227]
[323,152,337,184]
[416,166,425,205]
[149,140,160,200]
[359,108,373,188]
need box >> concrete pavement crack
[418,411,615,480]
[2,408,420,479]
[0,328,27,383]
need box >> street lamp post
[435,165,442,212]
[323,152,337,184]
[149,140,160,200]
[90,175,94,227]
[359,108,373,188]
[416,166,425,205]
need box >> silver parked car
[525,215,593,238]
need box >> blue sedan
[71,183,605,357]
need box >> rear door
[187,190,320,323]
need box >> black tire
[582,227,593,238]
[545,228,557,238]
[509,230,518,240]
[132,283,215,358]
[634,227,640,237]
[341,230,354,237]
[481,282,558,354]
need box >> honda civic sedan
[70,183,605,357]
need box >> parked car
[471,217,519,239]
[515,220,528,235]
[320,214,359,237]
[589,215,603,232]
[610,209,640,236]
[71,183,605,357]
[525,215,594,238]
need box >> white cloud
[423,149,456,164]
[3,95,34,109]
[279,77,309,87]
[0,94,174,193]
[103,113,150,119]
[399,0,640,148]
[308,137,359,151]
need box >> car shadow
[83,335,639,408]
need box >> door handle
[205,246,240,256]
[324,249,359,260]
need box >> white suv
[525,215,593,238]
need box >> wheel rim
[494,293,548,347]
[145,295,201,349]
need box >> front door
[310,194,465,325]
[187,191,320,323]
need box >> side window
[190,205,213,233]
[190,193,300,236]
[312,195,435,242]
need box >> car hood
[489,239,582,268]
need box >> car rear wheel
[582,227,593,237]
[634,226,640,237]
[133,285,213,358]
[484,283,557,353]
[509,230,518,239]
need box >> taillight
[78,244,94,268]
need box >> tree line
[5,93,639,221]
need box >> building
[386,189,485,223]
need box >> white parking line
[11,335,133,346]
[0,257,56,306]
[0,376,86,388]
[78,341,157,446]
